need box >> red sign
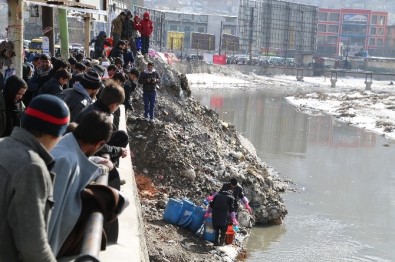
[213,55,226,65]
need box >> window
[327,36,338,44]
[328,25,339,33]
[169,25,178,31]
[378,16,385,25]
[318,12,327,21]
[378,28,384,36]
[377,39,383,46]
[317,35,325,44]
[329,13,339,22]
[371,15,377,24]
[184,26,191,32]
[197,27,205,33]
[370,27,376,35]
[318,24,326,32]
[369,38,375,45]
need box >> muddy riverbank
[126,56,289,261]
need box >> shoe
[149,118,154,122]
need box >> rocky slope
[126,55,288,261]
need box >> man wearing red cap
[0,94,70,261]
[139,12,153,56]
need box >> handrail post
[76,167,109,261]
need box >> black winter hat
[92,64,106,77]
[23,94,70,137]
[80,69,102,89]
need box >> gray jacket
[48,133,101,256]
[0,127,56,262]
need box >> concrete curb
[100,106,149,261]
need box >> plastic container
[225,225,235,245]
[202,216,215,243]
[178,199,196,223]
[163,198,183,225]
[178,214,193,228]
[188,206,206,233]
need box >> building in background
[133,5,237,55]
[238,0,318,58]
[317,8,388,58]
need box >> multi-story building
[317,8,388,58]
[133,6,238,54]
[238,0,318,57]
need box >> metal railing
[75,165,109,262]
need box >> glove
[204,207,212,218]
[245,203,252,214]
[230,211,238,225]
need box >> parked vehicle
[29,37,43,53]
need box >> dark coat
[138,69,160,93]
[109,46,124,59]
[59,83,93,122]
[38,77,63,96]
[1,85,25,137]
[123,80,136,110]
[221,182,245,212]
[210,191,235,227]
[75,100,123,160]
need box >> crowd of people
[0,10,161,259]
[99,10,153,59]
[0,9,252,260]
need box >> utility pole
[7,0,23,77]
[219,21,223,55]
[84,14,91,58]
[58,9,70,59]
[159,13,164,52]
[249,7,254,63]
[42,6,55,56]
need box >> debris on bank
[126,55,289,261]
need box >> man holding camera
[138,62,160,121]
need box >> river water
[193,88,395,262]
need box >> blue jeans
[143,91,156,119]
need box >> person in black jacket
[124,68,139,111]
[90,31,109,59]
[0,75,27,137]
[60,69,102,122]
[75,80,128,190]
[38,69,71,96]
[109,40,126,59]
[221,178,252,214]
[138,62,160,120]
[210,189,236,246]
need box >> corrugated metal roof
[24,0,108,15]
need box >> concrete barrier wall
[100,107,149,262]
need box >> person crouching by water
[221,178,252,214]
[210,189,237,246]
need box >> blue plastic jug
[163,198,183,225]
[203,216,215,242]
[178,199,196,223]
[188,206,206,233]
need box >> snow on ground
[186,73,251,88]
[187,72,395,141]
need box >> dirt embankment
[127,56,289,261]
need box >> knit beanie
[23,94,70,137]
[80,69,102,89]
